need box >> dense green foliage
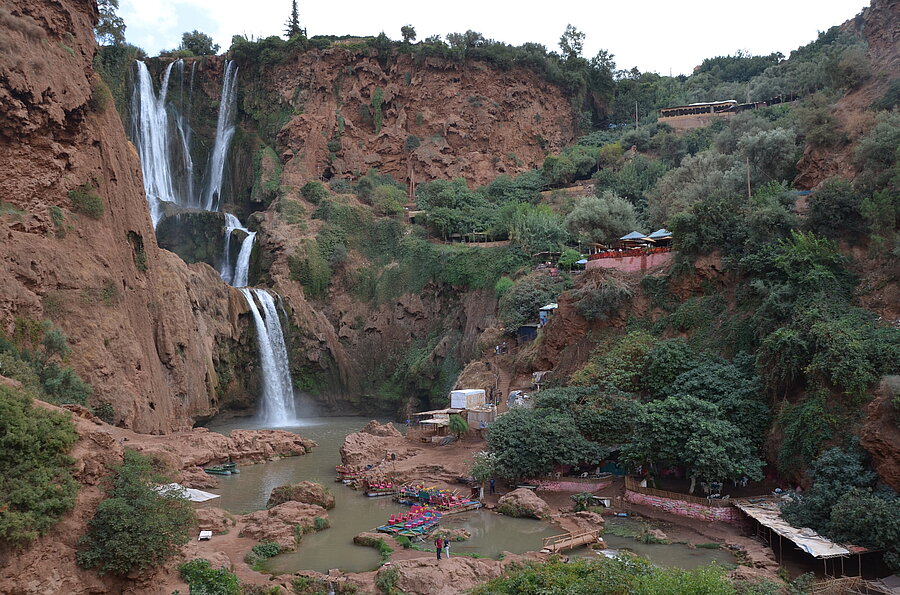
[178,558,240,595]
[486,407,608,480]
[471,556,741,594]
[622,395,763,492]
[0,385,78,546]
[783,445,900,571]
[498,272,569,330]
[77,450,195,575]
[0,320,93,406]
[178,30,220,56]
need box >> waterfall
[173,60,195,207]
[239,288,297,426]
[132,61,179,226]
[201,61,239,212]
[232,229,256,288]
[219,213,256,287]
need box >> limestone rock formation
[373,554,538,595]
[240,501,328,549]
[497,488,552,519]
[267,481,336,510]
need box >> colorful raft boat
[394,484,481,514]
[364,481,397,497]
[376,505,442,537]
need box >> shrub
[571,273,633,321]
[494,276,514,298]
[77,450,195,575]
[68,182,104,219]
[178,559,240,595]
[288,239,331,299]
[375,565,399,594]
[314,516,329,531]
[300,180,329,204]
[0,385,78,546]
[245,541,282,569]
[804,178,866,240]
[88,74,113,112]
[498,272,568,331]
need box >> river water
[204,417,560,574]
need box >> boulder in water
[268,481,335,509]
[240,501,328,549]
[496,488,552,519]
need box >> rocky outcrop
[267,481,335,509]
[340,421,409,467]
[373,554,538,595]
[239,50,574,190]
[557,511,606,534]
[860,376,900,491]
[239,501,328,549]
[0,0,258,434]
[497,488,552,519]
[196,507,236,535]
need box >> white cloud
[121,0,870,75]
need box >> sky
[120,0,871,76]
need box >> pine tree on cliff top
[284,0,303,38]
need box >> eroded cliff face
[794,0,899,189]
[0,0,253,433]
[238,49,576,190]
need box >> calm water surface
[204,416,559,573]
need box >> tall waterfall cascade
[131,58,298,424]
[239,288,297,426]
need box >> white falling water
[219,213,256,287]
[202,61,239,212]
[232,229,256,288]
[132,61,179,226]
[239,288,297,426]
[173,60,195,207]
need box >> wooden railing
[625,476,735,508]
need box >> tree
[0,385,78,546]
[284,0,303,38]
[179,30,219,56]
[400,25,416,44]
[95,0,126,46]
[558,24,585,61]
[558,248,581,270]
[805,177,867,241]
[448,414,469,438]
[486,408,607,480]
[622,395,763,493]
[77,450,195,575]
[565,192,638,245]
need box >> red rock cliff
[0,0,248,433]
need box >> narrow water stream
[204,417,560,574]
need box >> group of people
[433,536,451,560]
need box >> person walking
[434,536,442,560]
[443,537,450,559]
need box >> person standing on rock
[443,537,450,559]
[434,536,442,560]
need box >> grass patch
[68,182,104,219]
[695,542,721,549]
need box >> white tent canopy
[734,498,864,559]
[154,482,220,503]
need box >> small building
[538,303,558,327]
[467,404,498,428]
[517,323,539,344]
[450,389,486,409]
